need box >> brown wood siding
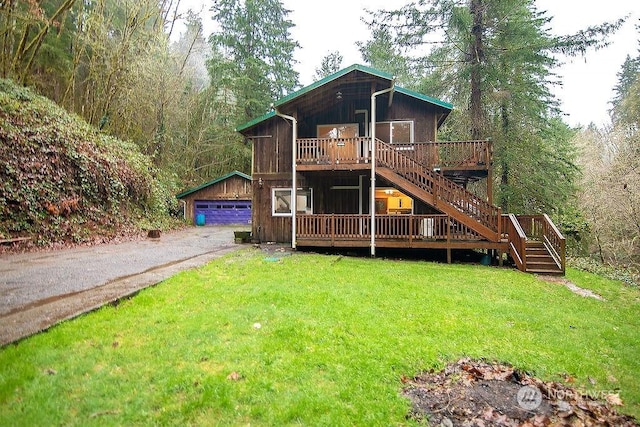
[252,120,294,175]
[181,176,252,223]
[305,174,368,215]
[246,91,445,242]
[251,117,299,242]
[384,95,438,142]
[252,175,312,243]
[299,100,371,138]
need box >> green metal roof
[395,87,453,110]
[235,63,453,133]
[176,170,251,199]
[235,110,275,133]
[273,63,394,107]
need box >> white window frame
[376,120,415,144]
[272,188,313,217]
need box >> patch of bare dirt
[538,276,605,300]
[403,358,638,426]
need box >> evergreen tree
[209,0,300,121]
[611,24,640,127]
[314,51,343,80]
[362,0,623,214]
[611,54,640,119]
[357,26,416,87]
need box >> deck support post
[409,215,413,248]
[446,215,452,264]
[370,79,396,257]
[331,214,335,246]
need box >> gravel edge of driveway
[0,244,241,347]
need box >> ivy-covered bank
[0,79,180,248]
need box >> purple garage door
[194,200,251,225]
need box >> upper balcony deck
[296,138,492,173]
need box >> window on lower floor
[272,188,313,217]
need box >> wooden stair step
[527,257,556,263]
[524,239,561,272]
[526,244,546,249]
[526,254,554,260]
[527,261,559,268]
[526,268,563,275]
[528,263,558,269]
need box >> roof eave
[176,170,251,199]
[235,64,453,133]
[273,64,394,108]
[235,110,276,133]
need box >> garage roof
[176,171,251,199]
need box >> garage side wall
[181,176,252,223]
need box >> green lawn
[1,249,638,425]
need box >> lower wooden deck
[297,237,508,251]
[295,214,509,256]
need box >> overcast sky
[181,0,639,127]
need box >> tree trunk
[469,0,485,140]
[500,102,509,211]
[15,0,76,83]
[0,0,17,78]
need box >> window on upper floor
[375,120,414,144]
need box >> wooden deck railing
[374,139,501,237]
[504,214,527,272]
[515,214,566,273]
[297,137,371,165]
[296,138,491,169]
[394,140,491,169]
[296,214,483,242]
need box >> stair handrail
[505,214,527,272]
[541,214,566,274]
[374,138,500,235]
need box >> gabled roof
[176,170,251,199]
[236,64,453,133]
[272,64,394,107]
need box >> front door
[317,123,359,163]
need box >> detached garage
[177,171,252,226]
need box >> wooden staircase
[372,139,566,275]
[504,214,566,275]
[374,139,501,242]
[524,240,563,274]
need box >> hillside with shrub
[0,79,180,249]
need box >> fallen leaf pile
[403,358,638,426]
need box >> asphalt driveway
[0,226,246,345]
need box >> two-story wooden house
[236,64,565,274]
